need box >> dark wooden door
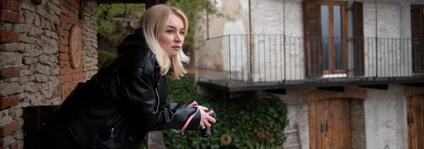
[407,94,424,149]
[309,99,351,149]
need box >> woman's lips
[172,46,181,50]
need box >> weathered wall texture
[195,0,250,81]
[362,0,424,77]
[364,84,408,149]
[278,88,310,149]
[251,0,304,81]
[0,0,97,148]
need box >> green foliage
[97,4,144,46]
[97,50,116,69]
[96,1,223,52]
[164,75,289,148]
[166,0,224,49]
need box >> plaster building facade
[195,0,424,149]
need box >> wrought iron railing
[194,34,424,85]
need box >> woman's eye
[179,31,185,35]
[166,30,174,33]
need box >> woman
[37,4,216,149]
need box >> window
[320,2,348,74]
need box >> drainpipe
[249,0,253,82]
[375,0,378,77]
[283,0,286,81]
[206,10,209,40]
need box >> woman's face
[159,13,185,56]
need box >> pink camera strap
[179,101,199,133]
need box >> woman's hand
[198,105,216,129]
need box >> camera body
[201,109,216,137]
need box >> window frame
[320,1,349,74]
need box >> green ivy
[96,3,144,46]
[97,50,116,69]
[164,75,289,148]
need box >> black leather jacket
[45,29,200,149]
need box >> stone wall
[81,1,98,81]
[0,0,97,148]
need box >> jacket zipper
[154,76,161,112]
[110,115,123,139]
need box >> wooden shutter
[411,5,424,73]
[303,0,323,78]
[353,2,364,76]
[407,94,424,149]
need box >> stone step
[283,129,300,146]
[283,143,300,149]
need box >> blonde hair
[132,4,189,80]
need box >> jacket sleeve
[119,66,200,131]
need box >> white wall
[364,84,408,149]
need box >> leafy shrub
[97,50,116,69]
[164,75,288,149]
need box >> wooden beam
[358,84,388,90]
[318,86,345,92]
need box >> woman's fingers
[207,115,216,124]
[203,120,211,128]
[198,105,208,111]
[199,122,205,129]
[199,109,216,129]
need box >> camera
[200,109,216,137]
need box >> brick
[59,68,68,75]
[0,9,19,23]
[72,73,84,81]
[59,60,70,68]
[59,53,69,61]
[60,36,69,45]
[0,67,19,79]
[69,67,83,74]
[0,30,19,43]
[61,7,78,20]
[59,75,72,84]
[61,82,74,92]
[0,120,19,137]
[59,14,71,24]
[0,0,20,12]
[61,90,71,100]
[67,0,80,10]
[61,22,72,30]
[57,29,69,37]
[0,95,18,109]
[59,45,69,53]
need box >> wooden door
[309,99,351,149]
[407,94,424,149]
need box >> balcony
[194,34,424,92]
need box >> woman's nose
[174,34,183,42]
